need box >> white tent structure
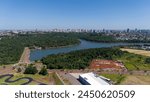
[79,72,111,85]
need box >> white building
[79,72,111,85]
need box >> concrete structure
[79,72,111,85]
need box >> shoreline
[81,38,150,44]
[30,42,80,51]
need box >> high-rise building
[127,28,130,33]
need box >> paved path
[0,74,47,85]
[49,68,150,75]
[0,74,33,85]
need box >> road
[19,47,30,64]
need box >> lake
[30,39,144,61]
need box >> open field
[100,73,126,84]
[0,65,15,74]
[121,75,150,85]
[115,52,150,71]
[100,73,150,85]
[121,48,150,57]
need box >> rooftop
[79,72,110,85]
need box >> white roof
[79,72,110,85]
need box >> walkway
[19,47,30,64]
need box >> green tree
[17,68,22,73]
[24,65,38,75]
[39,67,48,76]
[145,58,150,63]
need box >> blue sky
[0,0,150,29]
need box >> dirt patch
[19,47,30,64]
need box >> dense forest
[41,48,125,69]
[0,33,79,65]
[79,33,116,42]
[41,47,150,70]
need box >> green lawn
[120,75,150,85]
[100,73,150,85]
[51,73,63,85]
[100,73,126,84]
[115,53,150,71]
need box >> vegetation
[51,72,63,85]
[0,33,79,65]
[145,58,150,64]
[79,33,150,43]
[79,33,116,42]
[0,73,53,85]
[0,75,31,85]
[41,48,124,69]
[1,32,150,67]
[115,53,150,71]
[24,65,38,75]
[100,73,126,84]
[42,48,150,71]
[17,68,22,73]
[121,75,150,85]
[39,67,48,76]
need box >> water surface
[30,39,145,61]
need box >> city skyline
[1,0,150,29]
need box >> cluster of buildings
[0,29,102,36]
[1,28,150,43]
[111,29,150,41]
[0,30,27,36]
[47,28,101,33]
[127,44,150,50]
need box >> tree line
[41,48,125,69]
[0,33,79,65]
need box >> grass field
[121,48,150,57]
[121,75,150,85]
[100,73,126,84]
[100,73,150,85]
[51,72,64,85]
[114,51,150,71]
